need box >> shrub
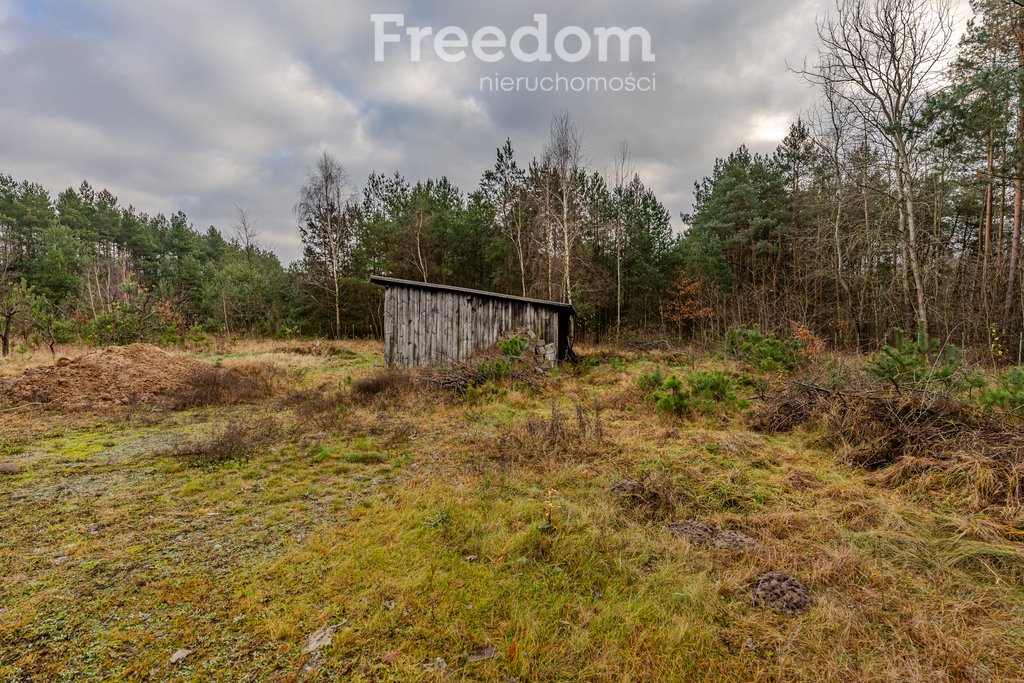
[687,370,747,415]
[174,419,280,466]
[498,335,530,358]
[80,282,187,347]
[476,358,511,381]
[726,327,805,372]
[651,375,692,415]
[644,369,746,417]
[350,369,415,402]
[175,363,287,409]
[282,386,348,431]
[866,328,967,392]
[472,336,531,384]
[637,366,667,393]
[980,368,1024,415]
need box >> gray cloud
[0,0,969,262]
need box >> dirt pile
[609,473,680,520]
[668,519,760,553]
[0,344,202,408]
[750,572,816,615]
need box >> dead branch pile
[424,343,548,396]
[751,381,1024,512]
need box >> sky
[0,0,972,264]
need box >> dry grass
[350,367,419,403]
[2,342,1024,681]
[173,418,281,466]
[610,470,683,521]
[491,398,608,468]
[0,344,96,378]
[281,385,349,432]
[173,362,291,409]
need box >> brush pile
[424,335,550,396]
[752,380,1024,513]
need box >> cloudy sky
[0,0,970,263]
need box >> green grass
[2,343,1024,681]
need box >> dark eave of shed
[370,276,576,315]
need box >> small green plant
[454,335,534,397]
[866,328,964,391]
[651,374,692,415]
[343,450,388,465]
[686,370,748,415]
[498,335,530,358]
[725,327,805,372]
[462,381,506,402]
[980,368,1024,414]
[310,446,332,464]
[643,369,746,417]
[477,358,511,381]
[421,509,453,529]
[637,365,666,393]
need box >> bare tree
[611,140,635,339]
[804,0,956,333]
[528,160,559,300]
[295,152,357,338]
[233,205,261,266]
[543,112,585,305]
[811,83,857,333]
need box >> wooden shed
[370,276,575,368]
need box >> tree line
[0,174,300,355]
[0,114,680,353]
[2,0,1023,359]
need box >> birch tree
[611,141,635,338]
[543,112,585,305]
[295,151,357,339]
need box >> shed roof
[369,276,576,315]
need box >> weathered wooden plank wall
[381,285,564,368]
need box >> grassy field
[2,340,1024,681]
